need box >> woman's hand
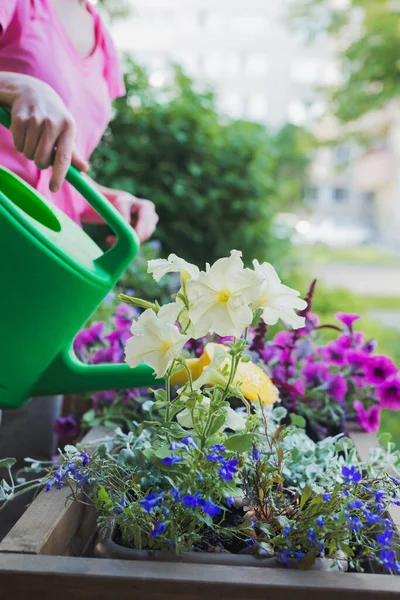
[0,73,89,192]
[113,191,159,242]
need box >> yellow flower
[170,343,279,405]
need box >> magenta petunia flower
[335,312,361,329]
[91,346,124,365]
[364,355,398,385]
[347,349,369,370]
[327,373,348,403]
[105,329,132,348]
[353,400,381,433]
[114,303,139,330]
[324,341,347,366]
[273,331,294,348]
[73,322,105,356]
[53,415,79,438]
[377,376,400,410]
[302,361,330,385]
[260,345,279,364]
[292,378,305,396]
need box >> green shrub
[90,59,313,267]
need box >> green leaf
[378,432,392,449]
[82,409,96,423]
[298,548,318,570]
[97,485,111,506]
[152,389,167,404]
[290,414,306,429]
[299,484,313,510]
[207,414,227,437]
[0,458,16,470]
[225,433,254,453]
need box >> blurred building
[108,0,400,249]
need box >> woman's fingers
[22,117,44,160]
[71,148,89,173]
[49,124,75,193]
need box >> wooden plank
[0,427,109,556]
[0,554,400,600]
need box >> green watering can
[0,107,161,410]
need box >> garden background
[88,0,400,445]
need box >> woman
[0,0,158,240]
[0,0,158,467]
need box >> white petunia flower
[147,254,199,282]
[176,395,246,432]
[186,250,262,338]
[252,260,307,329]
[124,303,189,378]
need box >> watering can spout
[33,347,163,397]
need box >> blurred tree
[290,0,400,123]
[95,0,131,21]
[90,59,313,266]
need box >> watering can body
[0,109,160,410]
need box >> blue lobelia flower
[206,453,224,462]
[45,478,56,492]
[80,452,90,467]
[182,492,202,509]
[316,516,325,528]
[218,459,239,482]
[151,522,167,537]
[348,516,362,532]
[380,549,397,570]
[203,498,222,518]
[139,492,165,513]
[162,455,183,466]
[210,444,226,453]
[347,499,364,509]
[377,528,394,547]
[252,445,261,461]
[342,466,362,483]
[245,538,255,546]
[196,470,204,483]
[283,525,291,538]
[225,496,234,507]
[308,528,317,545]
[170,488,181,502]
[322,493,332,502]
[363,509,381,526]
[181,436,198,449]
[375,489,386,503]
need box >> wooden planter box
[0,426,399,600]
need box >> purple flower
[169,488,181,502]
[353,400,381,433]
[380,549,397,570]
[316,516,325,528]
[105,329,132,348]
[53,415,78,438]
[302,361,329,385]
[347,349,369,370]
[91,346,123,364]
[139,492,165,512]
[252,444,261,461]
[226,496,234,507]
[114,304,138,330]
[377,376,400,411]
[151,521,167,537]
[324,341,347,366]
[73,322,104,357]
[273,331,294,348]
[45,478,56,492]
[218,459,238,482]
[363,339,377,354]
[80,453,90,467]
[210,444,226,453]
[322,493,332,502]
[327,374,348,403]
[377,528,394,547]
[364,355,398,385]
[335,312,361,329]
[162,455,183,466]
[342,466,362,484]
[202,498,222,518]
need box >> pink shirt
[0,0,125,223]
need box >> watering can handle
[0,106,139,275]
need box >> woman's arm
[0,72,88,191]
[81,175,159,243]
